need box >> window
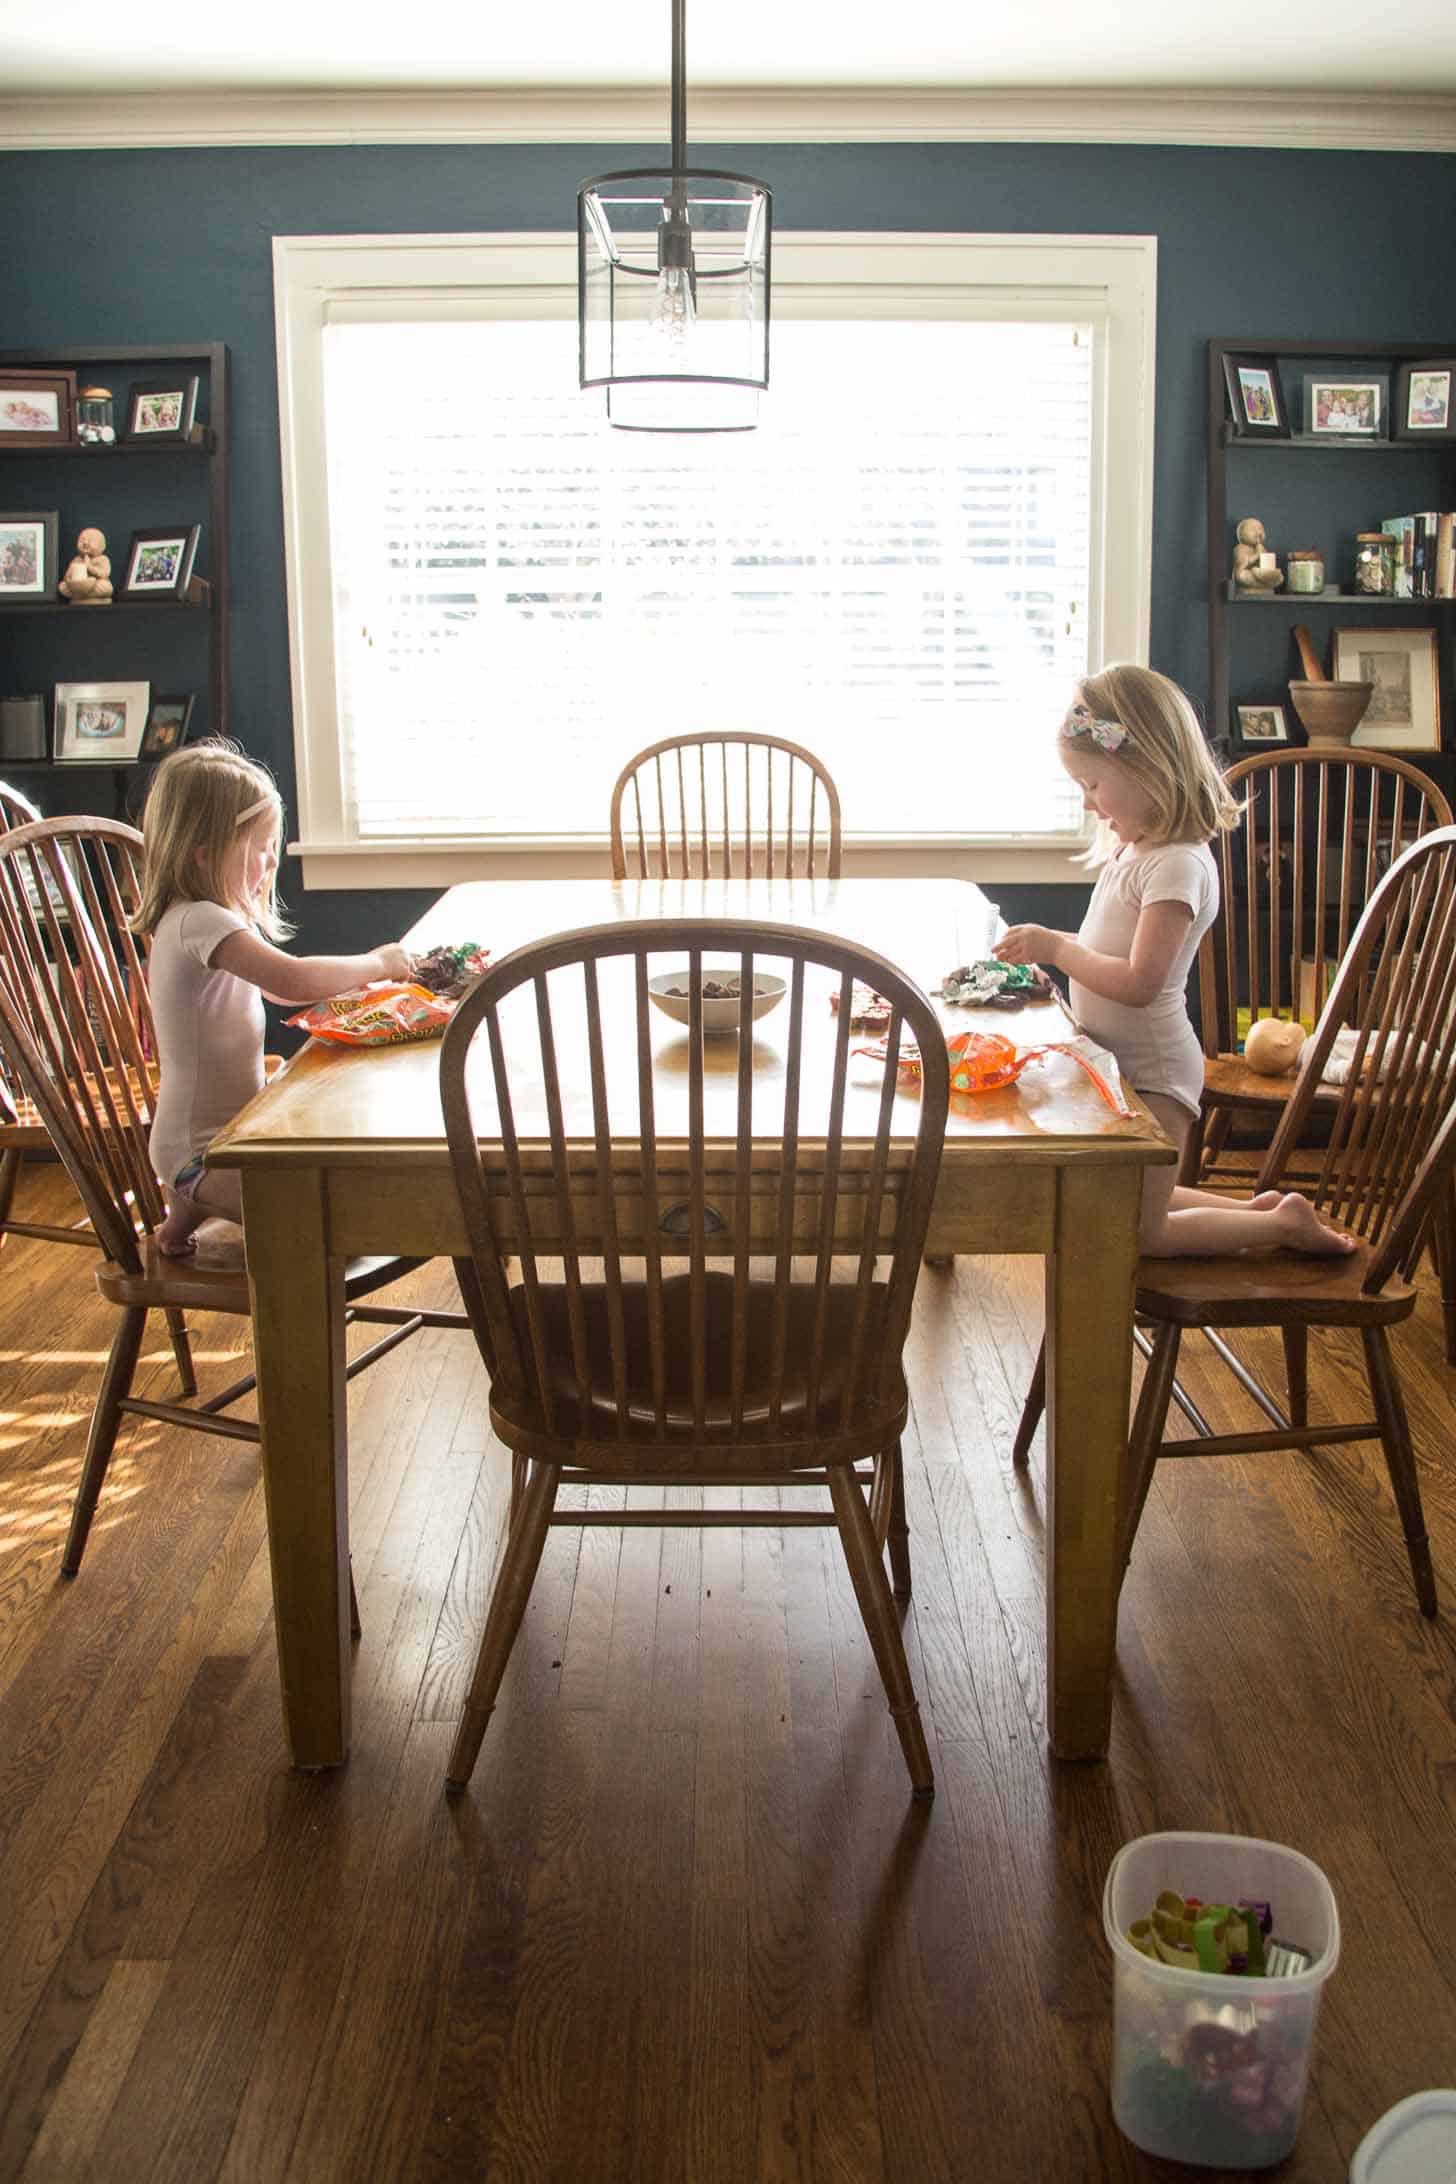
[275,233,1156,886]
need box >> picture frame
[1333,626,1441,752]
[52,680,150,763]
[125,376,200,443]
[0,367,76,447]
[1303,373,1385,439]
[140,692,195,758]
[1394,359,1456,441]
[1235,702,1293,747]
[1223,352,1290,438]
[121,524,200,599]
[0,510,59,605]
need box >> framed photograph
[1223,352,1290,438]
[1394,359,1456,441]
[0,510,59,604]
[1303,373,1385,438]
[125,376,200,443]
[1333,626,1441,752]
[0,367,76,447]
[53,680,150,763]
[121,524,200,599]
[1235,702,1293,747]
[140,692,195,758]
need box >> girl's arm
[209,929,413,1006]
[995,899,1194,1009]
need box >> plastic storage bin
[1104,1830,1341,2170]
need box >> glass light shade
[579,167,771,433]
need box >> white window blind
[321,315,1093,845]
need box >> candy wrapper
[285,941,490,1047]
[286,982,458,1047]
[854,1028,1135,1115]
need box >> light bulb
[653,263,696,347]
[653,199,696,351]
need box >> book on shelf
[1380,511,1456,598]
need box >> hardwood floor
[2,1163,1454,2181]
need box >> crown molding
[2,85,1456,153]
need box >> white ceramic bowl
[647,966,788,1035]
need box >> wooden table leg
[242,1165,351,1769]
[1044,1160,1145,1760]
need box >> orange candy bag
[285,982,457,1047]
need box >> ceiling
[7,0,1456,99]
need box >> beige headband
[235,792,278,829]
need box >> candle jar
[1353,533,1395,596]
[1287,549,1325,594]
[76,386,115,446]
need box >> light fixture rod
[670,0,687,177]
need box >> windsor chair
[609,732,842,881]
[438,918,947,1794]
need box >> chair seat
[97,1237,429,1315]
[1135,1238,1416,1328]
[1201,1053,1322,1113]
[492,1270,903,1462]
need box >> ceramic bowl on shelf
[1287,679,1374,746]
[647,966,788,1034]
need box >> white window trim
[273,228,1157,890]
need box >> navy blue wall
[4,137,1456,968]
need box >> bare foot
[191,1218,247,1272]
[1250,1190,1283,1212]
[156,1203,204,1256]
[1272,1192,1357,1256]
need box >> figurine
[58,525,113,604]
[1231,516,1284,593]
[1243,1017,1307,1076]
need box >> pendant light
[578,0,771,432]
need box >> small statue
[1231,516,1284,594]
[58,525,113,604]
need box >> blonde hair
[132,738,291,940]
[1066,663,1240,867]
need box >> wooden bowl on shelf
[1287,679,1374,747]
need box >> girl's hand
[374,942,414,982]
[993,924,1064,970]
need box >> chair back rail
[1257,824,1456,1283]
[609,733,843,883]
[440,918,947,1467]
[1201,749,1452,1055]
[0,780,43,1133]
[0,818,160,1269]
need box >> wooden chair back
[0,780,41,833]
[1200,748,1452,1056]
[0,818,160,1271]
[0,782,42,1130]
[609,733,843,882]
[1259,824,1456,1285]
[439,919,948,1469]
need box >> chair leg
[1281,1326,1309,1429]
[828,1463,934,1797]
[63,1305,148,1576]
[446,1457,561,1793]
[885,1441,912,1601]
[1362,1325,1437,1617]
[349,1565,362,1639]
[1198,1104,1235,1188]
[509,1450,529,1526]
[163,1306,197,1397]
[0,1146,19,1241]
[1012,1338,1045,1466]
[1120,1323,1182,1570]
[1428,1184,1456,1369]
[1177,1101,1210,1187]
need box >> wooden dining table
[209,875,1173,1769]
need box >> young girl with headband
[135,741,413,1263]
[993,664,1354,1257]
